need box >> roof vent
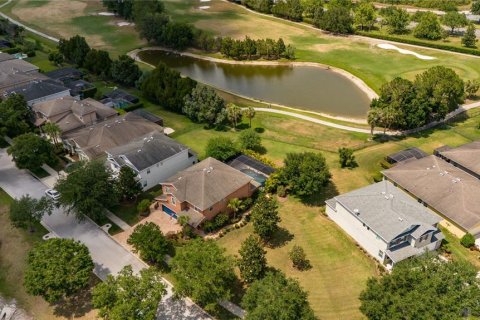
[389,194,394,199]
[137,149,142,153]
[381,191,386,195]
[353,208,360,215]
[398,217,403,222]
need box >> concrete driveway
[0,148,211,319]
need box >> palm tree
[43,122,62,147]
[228,198,245,220]
[227,103,242,130]
[244,107,256,128]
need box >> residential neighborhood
[1,0,480,320]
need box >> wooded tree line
[377,0,468,11]
[57,35,142,86]
[368,66,465,132]
[220,36,295,60]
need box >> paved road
[0,148,211,320]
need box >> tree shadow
[300,182,339,207]
[52,275,99,318]
[236,123,250,130]
[254,127,264,133]
[267,227,294,249]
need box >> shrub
[288,245,311,270]
[461,233,476,248]
[137,199,151,216]
[277,185,287,197]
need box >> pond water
[137,50,371,118]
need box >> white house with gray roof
[325,180,443,269]
[106,131,197,190]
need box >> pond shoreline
[128,47,377,124]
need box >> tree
[473,0,480,15]
[24,238,94,303]
[244,107,256,128]
[238,235,267,284]
[227,103,243,130]
[251,193,281,241]
[279,152,331,197]
[83,49,112,78]
[338,147,356,168]
[367,107,383,135]
[127,222,170,265]
[462,23,477,48]
[465,79,480,98]
[183,84,227,127]
[242,272,316,320]
[55,161,119,221]
[116,166,142,201]
[461,233,476,248]
[414,66,464,121]
[354,1,377,31]
[10,195,53,232]
[360,255,480,319]
[42,122,61,147]
[244,0,273,13]
[0,93,33,137]
[383,7,409,34]
[318,5,354,34]
[137,199,151,215]
[205,137,239,162]
[302,0,323,19]
[7,133,57,171]
[288,245,310,270]
[239,129,263,152]
[442,11,468,34]
[111,55,142,87]
[228,198,245,220]
[92,265,166,320]
[413,12,443,40]
[58,35,91,67]
[48,50,64,66]
[272,0,304,22]
[171,239,236,308]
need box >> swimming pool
[241,169,267,186]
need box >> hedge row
[356,31,480,57]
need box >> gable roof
[163,157,254,211]
[45,67,83,81]
[0,53,15,62]
[383,155,480,237]
[103,89,139,103]
[435,141,480,177]
[327,180,441,242]
[62,112,164,159]
[5,79,69,102]
[0,58,39,74]
[107,131,189,171]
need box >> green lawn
[111,186,163,226]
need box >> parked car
[45,189,60,201]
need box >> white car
[45,189,60,201]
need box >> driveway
[0,148,211,320]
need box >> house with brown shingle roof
[32,96,117,134]
[434,141,480,180]
[155,157,259,228]
[62,112,164,160]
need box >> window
[209,207,213,211]
[378,250,384,258]
[165,187,170,193]
[171,197,176,205]
[143,181,147,187]
[147,169,150,174]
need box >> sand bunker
[117,22,132,27]
[377,43,436,60]
[200,0,211,2]
[98,12,115,16]
[198,6,210,9]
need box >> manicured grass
[441,227,480,270]
[217,196,379,320]
[112,186,163,226]
[163,0,480,92]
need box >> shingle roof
[62,112,164,159]
[45,67,83,81]
[132,108,164,125]
[32,96,117,133]
[163,157,254,211]
[0,53,14,62]
[0,58,39,74]
[383,155,480,237]
[107,131,189,171]
[103,89,139,103]
[327,180,441,242]
[5,79,69,102]
[435,141,480,176]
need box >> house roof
[0,72,43,91]
[383,155,480,237]
[386,230,444,263]
[32,96,117,133]
[62,112,164,159]
[228,154,276,176]
[0,58,39,74]
[163,157,254,211]
[327,180,441,242]
[65,79,94,96]
[103,89,139,103]
[107,131,189,171]
[45,67,83,81]
[5,79,69,102]
[0,53,14,62]
[435,141,480,176]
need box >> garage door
[162,204,178,219]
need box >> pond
[137,50,372,118]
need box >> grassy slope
[163,0,480,92]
